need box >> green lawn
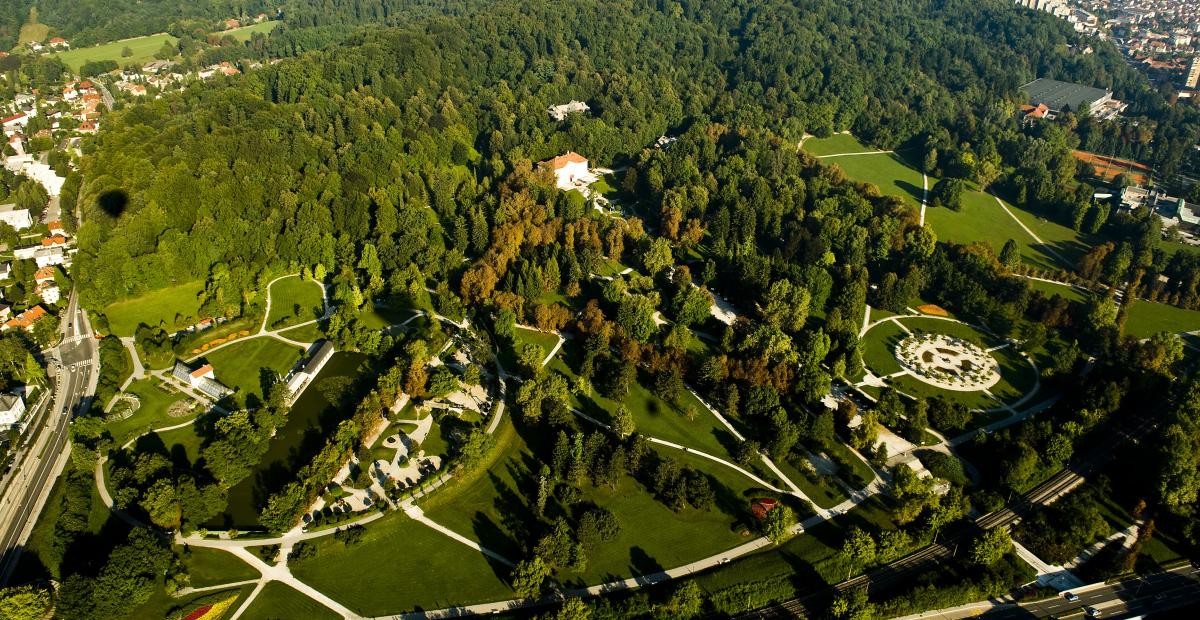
[51,32,179,72]
[152,423,205,464]
[103,281,205,336]
[514,326,560,362]
[822,153,927,209]
[288,513,514,616]
[924,191,1073,270]
[1123,299,1200,339]
[265,276,324,330]
[182,546,259,587]
[420,416,761,590]
[775,455,849,509]
[801,134,871,157]
[860,319,907,378]
[1025,278,1088,303]
[106,378,195,447]
[205,337,304,402]
[695,496,899,602]
[1002,202,1099,268]
[358,304,415,330]
[220,21,281,42]
[276,321,326,343]
[240,581,341,620]
[545,344,745,466]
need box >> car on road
[1086,607,1101,617]
[1064,592,1080,602]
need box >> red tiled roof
[5,305,47,329]
[190,363,214,378]
[49,37,65,43]
[547,151,587,170]
[41,235,67,246]
[1,113,25,124]
[34,266,55,282]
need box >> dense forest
[29,0,1200,617]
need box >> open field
[1025,278,1088,303]
[1123,299,1200,339]
[277,321,326,343]
[205,337,304,402]
[105,378,195,447]
[240,581,340,620]
[802,134,872,157]
[824,153,926,210]
[925,191,1073,270]
[265,276,324,330]
[103,281,204,336]
[289,513,513,616]
[1072,150,1150,185]
[51,32,179,72]
[220,21,282,42]
[182,547,258,588]
[150,423,206,464]
[17,9,47,46]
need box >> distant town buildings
[1187,55,1200,88]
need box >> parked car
[1064,592,1080,603]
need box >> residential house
[0,304,11,322]
[0,204,32,230]
[0,263,10,280]
[46,221,64,235]
[0,392,26,429]
[4,305,47,332]
[47,37,68,49]
[2,113,28,133]
[34,266,59,305]
[223,18,241,30]
[13,245,66,267]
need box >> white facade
[37,283,60,305]
[3,156,66,197]
[0,205,32,230]
[0,392,26,429]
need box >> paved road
[982,564,1200,619]
[0,291,99,584]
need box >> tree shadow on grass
[895,179,926,206]
[629,546,664,579]
[471,510,520,584]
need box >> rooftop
[1022,78,1111,112]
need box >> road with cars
[0,291,98,584]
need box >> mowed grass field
[1124,300,1200,339]
[103,281,204,336]
[288,512,514,616]
[221,21,281,42]
[205,336,304,401]
[804,133,1088,272]
[265,275,324,330]
[105,378,196,447]
[51,33,179,72]
[240,582,341,620]
[802,134,874,157]
[823,153,926,210]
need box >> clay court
[1072,150,1150,185]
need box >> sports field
[103,280,205,336]
[51,33,179,72]
[1072,150,1149,185]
